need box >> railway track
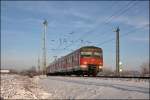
[47,75,150,79]
[96,76,150,79]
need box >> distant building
[0,69,10,74]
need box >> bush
[19,66,40,78]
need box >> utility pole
[38,56,40,73]
[43,20,48,75]
[115,27,120,76]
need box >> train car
[46,46,103,76]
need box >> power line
[84,1,138,41]
[95,24,149,46]
[85,1,139,46]
[49,1,133,53]
[62,1,137,51]
[61,3,127,49]
[48,24,148,51]
[105,1,137,24]
[47,24,148,65]
[48,1,140,57]
[47,24,149,65]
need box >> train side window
[69,55,72,66]
[71,55,72,62]
[66,58,67,66]
[72,55,73,62]
[76,53,78,61]
[67,57,69,66]
[68,56,70,63]
[70,56,72,66]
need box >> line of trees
[4,61,149,77]
[140,61,149,77]
[100,61,149,77]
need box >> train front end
[79,46,103,76]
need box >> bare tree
[140,61,149,77]
[19,66,38,78]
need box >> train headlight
[80,65,87,68]
[83,61,87,64]
[99,66,102,69]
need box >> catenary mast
[43,20,48,75]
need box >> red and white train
[46,46,103,76]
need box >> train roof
[79,46,102,50]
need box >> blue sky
[1,1,149,71]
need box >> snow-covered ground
[1,74,149,99]
[0,74,51,99]
[39,76,149,99]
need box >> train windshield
[80,51,102,58]
[81,52,92,57]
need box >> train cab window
[81,52,92,57]
[81,51,102,58]
[93,52,102,58]
[93,52,100,56]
